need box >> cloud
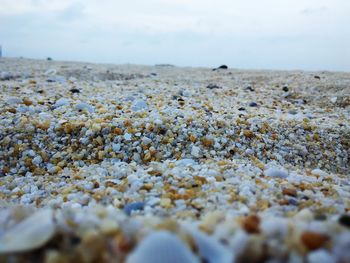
[0,0,349,70]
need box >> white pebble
[54,98,70,108]
[307,249,335,263]
[126,231,199,263]
[264,167,288,178]
[191,146,200,158]
[124,133,132,141]
[132,100,148,111]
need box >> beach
[0,57,349,262]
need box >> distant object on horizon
[212,65,228,71]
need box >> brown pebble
[114,127,123,135]
[23,98,33,106]
[201,137,214,147]
[7,108,16,113]
[242,215,260,234]
[93,181,100,188]
[300,231,329,251]
[282,188,297,197]
[189,134,196,143]
[278,199,289,206]
[243,130,254,138]
[115,233,134,253]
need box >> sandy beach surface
[0,58,349,262]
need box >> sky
[0,0,349,71]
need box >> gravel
[0,57,349,262]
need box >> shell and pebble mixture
[0,58,349,262]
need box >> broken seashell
[0,209,55,253]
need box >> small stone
[311,169,328,177]
[124,133,132,141]
[206,84,221,89]
[112,143,121,152]
[142,137,152,145]
[123,202,145,216]
[0,71,13,81]
[245,86,255,92]
[7,108,16,114]
[189,134,197,143]
[91,123,101,133]
[47,76,66,83]
[75,102,94,113]
[132,100,148,111]
[54,98,70,108]
[307,249,335,263]
[188,228,233,263]
[242,215,260,234]
[191,146,201,158]
[201,137,214,147]
[249,102,258,107]
[338,214,350,228]
[282,86,289,92]
[282,188,297,197]
[314,75,321,80]
[126,231,199,263]
[243,130,254,138]
[238,107,246,111]
[330,97,337,103]
[264,167,288,178]
[212,65,228,71]
[70,88,80,93]
[160,198,172,208]
[300,231,329,251]
[23,99,33,106]
[178,98,185,106]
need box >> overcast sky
[0,0,349,71]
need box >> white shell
[0,209,55,253]
[126,231,199,263]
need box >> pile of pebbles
[0,58,349,262]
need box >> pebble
[307,249,335,263]
[126,231,199,263]
[54,98,70,108]
[75,102,94,112]
[249,102,258,107]
[0,71,13,80]
[70,88,80,93]
[132,100,148,111]
[191,146,201,157]
[213,65,228,71]
[301,231,329,251]
[338,214,350,228]
[189,228,233,263]
[124,133,132,141]
[206,84,221,89]
[123,202,145,216]
[264,167,288,178]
